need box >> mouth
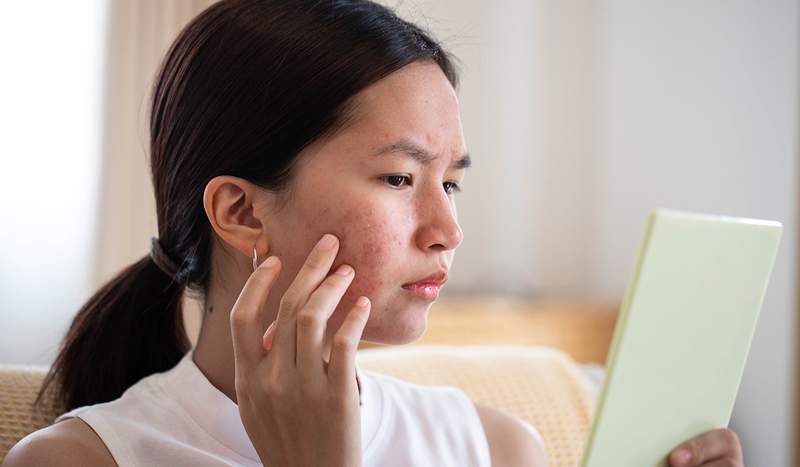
[401,282,441,301]
[402,270,448,302]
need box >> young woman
[5,1,744,466]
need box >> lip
[402,269,448,301]
[402,282,441,301]
[402,270,448,288]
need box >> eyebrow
[369,138,472,169]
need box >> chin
[362,301,432,346]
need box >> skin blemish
[242,61,464,346]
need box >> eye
[443,181,462,195]
[380,175,411,188]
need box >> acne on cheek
[332,207,404,305]
[313,206,418,344]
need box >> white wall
[0,1,107,366]
[590,3,798,466]
[387,1,799,465]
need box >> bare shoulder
[473,400,549,467]
[3,418,116,467]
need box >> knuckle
[229,308,247,327]
[297,310,321,330]
[333,334,355,352]
[279,295,298,312]
[305,250,328,269]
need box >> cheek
[337,206,406,299]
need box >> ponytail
[36,249,190,412]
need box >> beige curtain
[93,0,218,340]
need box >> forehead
[352,61,464,151]
[301,61,467,167]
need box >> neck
[192,294,239,402]
[191,293,347,405]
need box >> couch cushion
[0,363,65,462]
[357,344,597,467]
[1,344,598,466]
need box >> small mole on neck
[208,306,214,314]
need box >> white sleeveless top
[54,348,492,466]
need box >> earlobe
[202,175,271,260]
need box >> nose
[414,184,463,252]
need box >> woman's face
[265,60,469,345]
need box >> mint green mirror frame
[581,209,783,467]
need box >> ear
[202,175,274,261]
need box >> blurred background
[0,1,797,465]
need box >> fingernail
[316,234,337,251]
[675,449,691,464]
[335,264,353,276]
[263,321,276,350]
[261,256,279,269]
[356,296,369,307]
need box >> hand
[668,428,744,467]
[229,233,370,467]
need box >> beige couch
[1,297,617,466]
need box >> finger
[230,256,282,369]
[327,296,370,389]
[270,233,339,367]
[296,263,355,374]
[262,320,277,352]
[669,428,741,467]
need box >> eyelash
[380,175,462,194]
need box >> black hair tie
[149,236,180,280]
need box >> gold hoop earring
[252,245,258,272]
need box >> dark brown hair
[37,0,460,412]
